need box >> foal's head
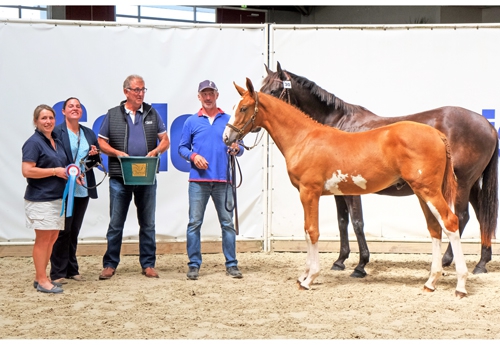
[223,78,261,147]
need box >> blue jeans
[187,181,238,269]
[103,177,157,269]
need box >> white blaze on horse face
[324,170,349,195]
[351,174,367,189]
[227,112,236,126]
[222,113,237,145]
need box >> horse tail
[477,139,498,245]
[441,135,458,210]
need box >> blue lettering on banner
[483,109,495,126]
[152,103,168,172]
[170,115,191,173]
[482,109,500,158]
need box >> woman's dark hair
[62,97,81,110]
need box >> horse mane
[259,91,334,130]
[286,70,369,116]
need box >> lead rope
[225,152,243,235]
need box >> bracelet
[52,168,56,176]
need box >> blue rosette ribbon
[60,164,81,217]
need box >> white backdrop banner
[0,20,267,243]
[1,21,500,244]
[267,24,500,241]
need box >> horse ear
[264,63,273,75]
[234,81,245,96]
[246,77,255,95]
[277,61,284,79]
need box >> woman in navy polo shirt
[22,104,69,294]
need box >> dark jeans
[102,177,157,270]
[50,196,90,280]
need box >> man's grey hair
[123,74,144,89]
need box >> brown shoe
[99,267,115,280]
[142,267,159,278]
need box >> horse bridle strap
[278,72,292,104]
[226,91,259,140]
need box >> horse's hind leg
[444,227,468,297]
[417,198,444,292]
[468,182,492,275]
[419,196,468,297]
[442,182,491,275]
[442,187,470,268]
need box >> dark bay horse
[260,62,498,277]
[224,78,468,296]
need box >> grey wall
[271,6,500,25]
[302,6,440,25]
[48,6,500,25]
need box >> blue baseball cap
[198,80,218,92]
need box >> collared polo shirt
[22,130,68,201]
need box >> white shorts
[24,199,65,230]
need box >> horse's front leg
[297,186,322,290]
[424,237,443,292]
[344,195,369,278]
[331,196,350,271]
[298,232,311,282]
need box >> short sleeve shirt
[22,130,68,201]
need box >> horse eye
[240,107,247,113]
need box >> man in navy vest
[97,74,170,280]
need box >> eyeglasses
[126,88,148,94]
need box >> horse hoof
[350,269,367,278]
[331,263,345,271]
[455,290,467,298]
[472,266,487,275]
[423,286,435,293]
[296,280,309,290]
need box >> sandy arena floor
[1,251,500,340]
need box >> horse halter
[78,150,107,189]
[271,70,293,104]
[276,77,292,104]
[226,91,259,141]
